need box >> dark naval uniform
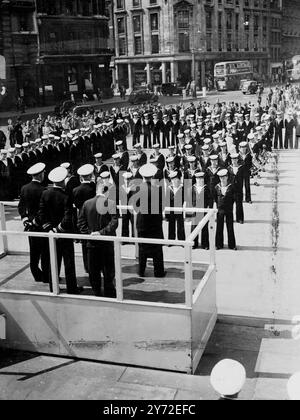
[38,186,80,294]
[215,183,236,250]
[18,180,49,283]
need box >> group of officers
[13,98,279,297]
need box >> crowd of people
[1,83,300,297]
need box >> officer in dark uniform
[18,163,49,283]
[215,169,237,251]
[115,141,129,170]
[136,164,166,278]
[78,183,118,298]
[142,114,154,149]
[38,166,81,295]
[206,155,221,204]
[120,172,136,238]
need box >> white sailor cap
[27,162,46,176]
[112,153,122,160]
[168,145,176,150]
[123,172,133,180]
[190,123,196,129]
[130,155,139,162]
[220,142,227,148]
[60,162,71,170]
[184,129,191,135]
[116,141,123,147]
[166,156,175,164]
[187,156,196,163]
[48,167,68,183]
[139,163,157,178]
[49,134,55,139]
[248,133,255,140]
[152,143,160,149]
[217,169,228,178]
[195,172,205,178]
[213,134,219,140]
[204,138,212,145]
[72,136,79,142]
[255,126,262,131]
[185,144,193,150]
[230,153,239,160]
[287,372,300,400]
[22,142,29,148]
[0,149,7,154]
[35,138,42,144]
[15,144,22,149]
[177,133,184,139]
[210,359,246,397]
[134,143,142,149]
[61,134,67,139]
[210,155,219,161]
[67,133,73,139]
[100,171,111,179]
[169,171,180,180]
[42,135,48,140]
[94,153,103,159]
[8,147,15,153]
[202,145,210,151]
[239,141,248,148]
[77,164,94,177]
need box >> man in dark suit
[78,184,118,298]
[274,111,284,150]
[129,111,142,146]
[214,169,237,251]
[73,164,97,273]
[136,164,166,278]
[18,162,49,284]
[37,166,81,295]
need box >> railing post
[134,212,139,260]
[0,203,8,256]
[209,211,216,267]
[114,239,123,301]
[48,235,60,295]
[184,244,193,308]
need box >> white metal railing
[0,201,217,308]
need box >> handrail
[0,201,217,308]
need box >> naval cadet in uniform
[136,163,166,278]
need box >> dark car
[161,83,183,96]
[240,80,259,95]
[72,105,95,117]
[128,89,158,105]
[54,100,76,116]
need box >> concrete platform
[0,317,297,400]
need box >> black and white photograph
[0,0,299,404]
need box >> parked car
[54,100,76,116]
[128,89,158,105]
[72,105,95,117]
[161,83,183,96]
[240,80,259,95]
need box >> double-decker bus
[286,55,300,82]
[214,60,253,91]
[0,55,7,105]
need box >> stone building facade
[0,0,39,109]
[282,0,300,62]
[113,0,283,91]
[0,0,113,109]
